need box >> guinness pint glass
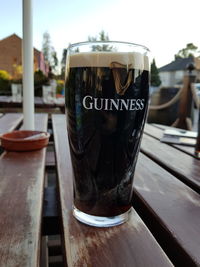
[65,41,150,227]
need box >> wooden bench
[132,125,200,266]
[0,114,48,266]
[142,125,200,193]
[1,113,199,266]
[52,114,173,267]
[0,113,23,155]
[0,113,23,135]
[144,123,196,157]
[0,97,65,114]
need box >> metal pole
[22,0,35,130]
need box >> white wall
[159,70,184,87]
[159,72,171,87]
[174,70,184,81]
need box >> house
[0,33,48,77]
[159,57,200,87]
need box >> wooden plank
[48,238,62,256]
[34,97,44,105]
[46,150,56,167]
[141,133,200,193]
[150,123,197,154]
[0,96,12,103]
[0,114,48,267]
[144,123,164,139]
[52,114,173,267]
[0,113,23,135]
[134,153,200,266]
[144,124,196,156]
[40,236,49,267]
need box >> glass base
[73,206,132,227]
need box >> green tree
[88,30,112,51]
[0,70,11,95]
[151,59,161,86]
[0,70,11,80]
[42,32,51,63]
[174,43,199,59]
[88,30,109,42]
[34,70,48,96]
[60,31,112,78]
[42,31,58,73]
[61,48,68,78]
[51,49,58,70]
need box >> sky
[0,0,200,69]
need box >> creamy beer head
[68,52,149,71]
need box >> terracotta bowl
[0,130,50,152]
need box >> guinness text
[83,95,145,111]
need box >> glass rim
[68,41,150,53]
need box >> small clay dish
[0,130,50,151]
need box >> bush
[0,70,11,80]
[34,70,48,96]
[56,80,64,95]
[0,70,11,95]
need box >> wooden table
[0,113,200,267]
[0,113,48,266]
[0,96,64,113]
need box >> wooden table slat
[0,97,64,108]
[52,114,173,267]
[141,132,200,193]
[0,96,12,103]
[0,113,48,267]
[134,152,200,266]
[144,124,196,156]
[45,150,56,167]
[0,113,23,135]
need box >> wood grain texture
[0,114,48,267]
[144,123,164,139]
[52,114,173,267]
[0,113,23,135]
[141,133,200,193]
[134,153,200,266]
[45,150,56,167]
[145,124,196,156]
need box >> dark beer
[65,51,149,220]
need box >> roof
[159,57,194,72]
[0,33,41,54]
[0,33,21,42]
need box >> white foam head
[69,52,149,71]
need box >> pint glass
[65,41,149,227]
